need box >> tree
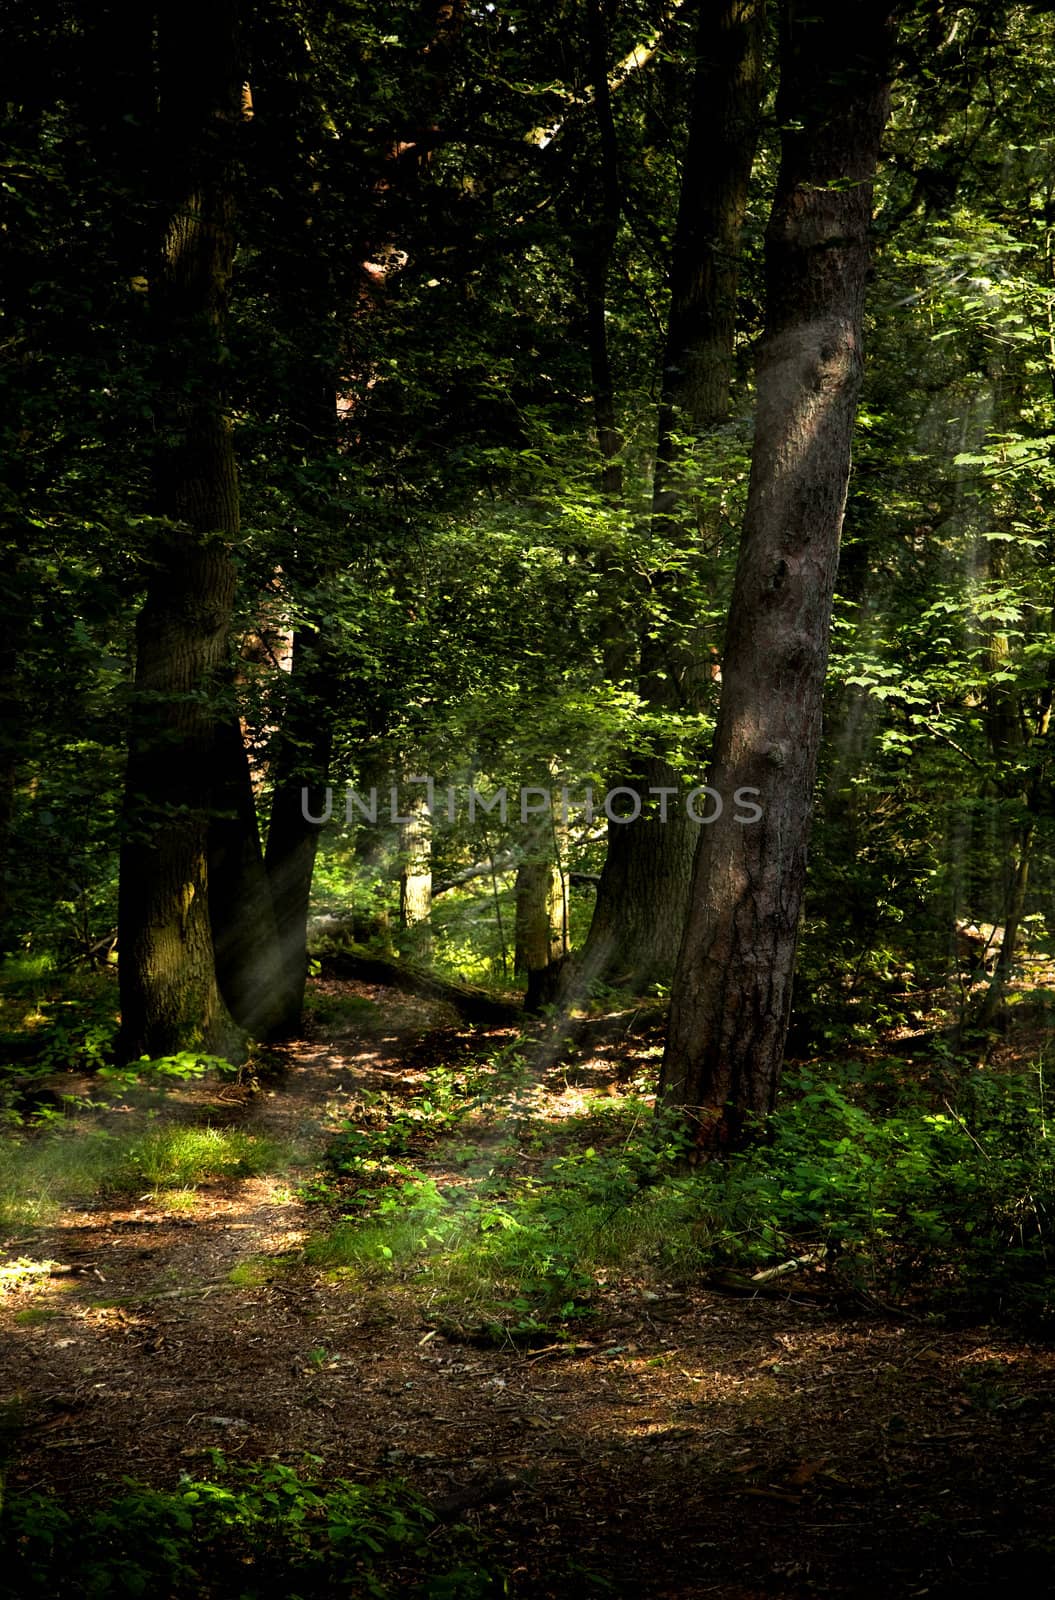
[117,0,247,1060]
[246,6,348,1036]
[572,0,766,992]
[659,0,898,1149]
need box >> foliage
[0,1455,503,1599]
[303,1050,1055,1332]
[709,1066,1055,1321]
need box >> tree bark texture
[208,711,294,1036]
[575,0,765,991]
[659,0,897,1148]
[118,0,244,1061]
[252,15,344,1035]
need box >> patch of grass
[154,1187,200,1214]
[0,953,58,996]
[306,1175,454,1275]
[0,1124,289,1228]
[227,1257,285,1289]
[13,1306,57,1326]
[304,1156,652,1336]
[127,1126,284,1187]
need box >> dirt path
[2,983,1055,1597]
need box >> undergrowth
[0,1454,503,1598]
[303,1057,1055,1334]
[0,1124,287,1229]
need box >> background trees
[3,0,1055,1101]
[8,10,1055,1590]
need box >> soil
[2,979,1054,1598]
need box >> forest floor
[2,978,1054,1598]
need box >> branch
[523,0,687,149]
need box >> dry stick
[750,1248,826,1285]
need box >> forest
[2,0,1055,1594]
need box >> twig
[750,1249,827,1284]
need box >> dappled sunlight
[2,978,1055,1597]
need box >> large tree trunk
[573,0,765,993]
[0,551,26,948]
[659,0,896,1149]
[118,0,244,1061]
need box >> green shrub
[715,1068,1055,1319]
[305,1061,1055,1330]
[0,1456,503,1598]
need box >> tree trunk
[264,635,335,1030]
[208,712,295,1036]
[659,0,896,1149]
[251,18,343,1035]
[398,787,432,957]
[118,0,244,1062]
[574,0,765,993]
[515,808,568,1011]
[319,947,521,1025]
[0,551,26,948]
[978,819,1033,1025]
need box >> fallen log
[318,945,523,1024]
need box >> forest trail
[2,982,1055,1598]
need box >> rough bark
[659,0,897,1149]
[118,0,244,1062]
[249,18,343,1036]
[0,551,27,947]
[574,0,765,992]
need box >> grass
[0,1124,290,1229]
[302,1110,705,1337]
[0,953,59,996]
[227,1257,285,1288]
[13,1306,58,1326]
